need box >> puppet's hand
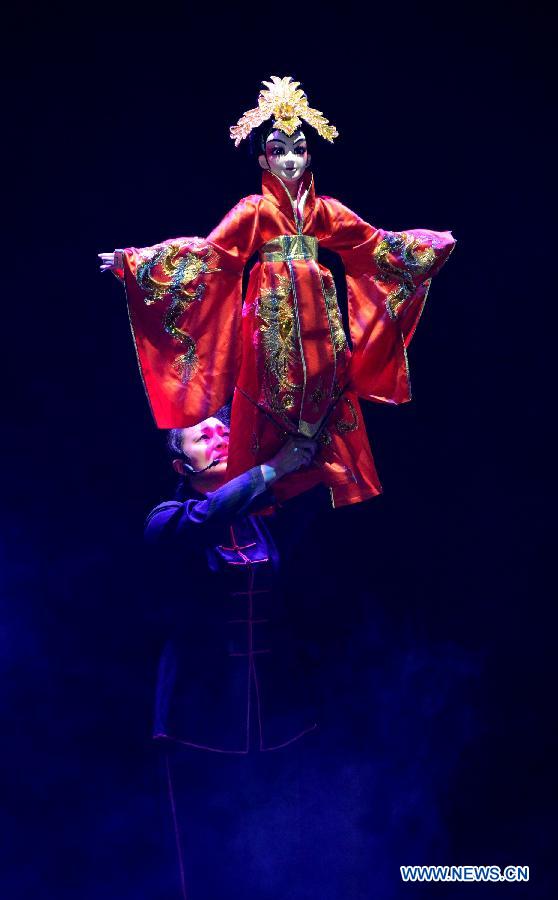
[98,250,124,273]
[262,437,318,484]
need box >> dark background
[1,6,554,898]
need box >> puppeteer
[107,76,455,507]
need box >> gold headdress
[230,75,338,147]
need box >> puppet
[99,76,455,507]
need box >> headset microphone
[182,458,223,475]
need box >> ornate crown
[230,76,338,147]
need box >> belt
[259,235,318,262]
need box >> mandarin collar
[261,168,315,222]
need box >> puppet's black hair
[247,122,313,159]
[248,122,277,158]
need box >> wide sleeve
[122,197,260,427]
[320,198,455,404]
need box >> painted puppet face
[259,129,309,186]
[179,417,230,477]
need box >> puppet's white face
[259,129,310,186]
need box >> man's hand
[261,437,319,485]
[98,250,124,273]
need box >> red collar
[261,168,315,222]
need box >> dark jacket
[145,467,320,753]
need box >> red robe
[120,169,455,507]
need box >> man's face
[180,417,230,475]
[259,129,309,186]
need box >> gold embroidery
[311,387,324,408]
[374,278,413,319]
[373,232,436,320]
[137,241,220,306]
[259,235,318,263]
[374,232,436,278]
[263,380,302,427]
[137,242,221,386]
[162,283,203,341]
[162,288,204,384]
[335,397,358,434]
[173,339,198,384]
[257,275,296,388]
[283,393,295,409]
[322,278,348,353]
